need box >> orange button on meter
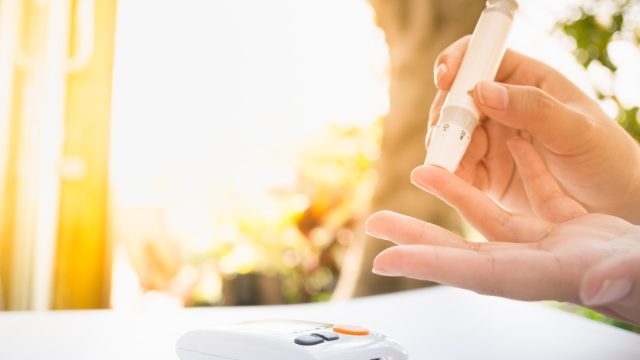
[332,325,370,336]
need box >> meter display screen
[234,320,332,337]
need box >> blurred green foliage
[557,0,640,333]
[550,302,640,334]
[559,0,640,142]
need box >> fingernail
[410,168,420,186]
[410,166,436,191]
[584,278,632,306]
[372,268,403,277]
[410,168,426,189]
[364,217,391,241]
[477,81,508,110]
[434,64,448,88]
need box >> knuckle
[527,88,555,115]
[418,221,429,242]
[471,248,506,297]
[571,113,598,151]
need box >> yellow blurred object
[0,0,117,310]
[54,0,117,310]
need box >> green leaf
[618,106,640,142]
[561,14,617,71]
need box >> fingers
[411,165,551,243]
[365,210,531,252]
[454,161,476,185]
[580,248,640,324]
[454,126,489,186]
[373,244,570,301]
[426,118,488,186]
[434,36,470,89]
[471,82,596,155]
[458,125,488,167]
[434,36,573,96]
[427,93,488,175]
[507,136,587,222]
[365,210,470,249]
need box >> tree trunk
[334,0,485,298]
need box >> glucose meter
[176,320,408,360]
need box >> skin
[429,36,640,224]
[367,37,640,325]
[366,138,640,325]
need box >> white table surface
[1,286,639,359]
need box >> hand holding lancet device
[425,0,518,172]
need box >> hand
[429,36,640,223]
[366,137,640,325]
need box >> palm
[368,138,640,323]
[530,214,633,302]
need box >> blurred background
[0,0,638,330]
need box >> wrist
[628,153,640,225]
[615,142,640,225]
[580,227,640,326]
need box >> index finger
[411,165,551,243]
[374,244,575,302]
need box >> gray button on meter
[312,332,339,341]
[294,335,325,346]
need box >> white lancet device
[176,320,408,360]
[425,0,518,172]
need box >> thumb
[580,249,640,325]
[471,81,596,155]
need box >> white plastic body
[425,2,515,172]
[176,320,408,360]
